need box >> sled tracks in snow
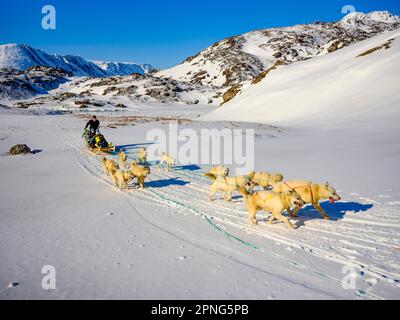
[51,119,400,299]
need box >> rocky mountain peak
[159,11,400,88]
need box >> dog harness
[284,182,315,203]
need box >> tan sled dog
[160,152,175,171]
[111,169,133,191]
[118,149,128,168]
[271,181,341,220]
[137,147,147,164]
[101,157,118,176]
[204,165,229,179]
[130,161,151,189]
[241,188,305,230]
[206,173,250,202]
[248,171,284,190]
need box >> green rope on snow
[147,188,262,252]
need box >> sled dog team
[101,148,174,190]
[204,165,341,230]
[101,149,341,230]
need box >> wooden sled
[86,143,116,155]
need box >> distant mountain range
[0,43,154,77]
[92,61,154,77]
[0,11,399,106]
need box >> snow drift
[200,29,400,128]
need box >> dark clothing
[88,134,96,147]
[85,119,100,131]
[85,119,100,148]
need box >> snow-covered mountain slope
[0,66,72,100]
[1,11,398,107]
[92,61,155,76]
[341,11,400,27]
[0,45,219,103]
[0,44,153,77]
[0,44,108,77]
[159,11,399,89]
[200,28,400,128]
[6,73,222,108]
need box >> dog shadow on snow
[173,164,201,171]
[146,177,190,188]
[116,142,154,152]
[292,201,374,228]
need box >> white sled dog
[241,188,305,230]
[205,166,251,202]
[248,171,284,190]
[101,157,118,176]
[130,161,151,189]
[160,152,175,171]
[118,149,128,168]
[137,147,147,164]
[271,180,341,220]
[111,169,133,191]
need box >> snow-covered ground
[0,104,399,299]
[1,14,399,301]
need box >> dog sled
[83,129,116,155]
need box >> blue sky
[1,0,399,68]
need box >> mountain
[92,61,155,76]
[1,11,398,107]
[0,44,154,77]
[200,29,400,128]
[0,66,72,100]
[341,11,400,27]
[158,11,400,89]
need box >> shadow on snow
[293,201,374,228]
[116,142,154,152]
[146,177,190,188]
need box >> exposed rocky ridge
[76,74,220,105]
[0,66,72,100]
[9,73,223,109]
[159,11,400,88]
[221,84,242,105]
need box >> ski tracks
[50,119,400,299]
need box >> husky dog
[137,147,147,164]
[248,171,284,190]
[209,176,247,201]
[160,152,175,171]
[118,149,128,168]
[204,165,229,180]
[271,181,341,220]
[241,188,305,230]
[130,161,151,189]
[111,169,133,191]
[204,165,253,202]
[101,157,118,176]
[206,173,251,202]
